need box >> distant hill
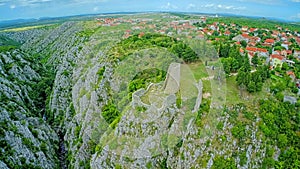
[1,11,296,31]
[0,12,143,30]
[0,19,38,29]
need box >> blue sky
[0,0,300,22]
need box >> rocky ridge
[0,18,288,169]
[0,49,59,169]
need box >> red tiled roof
[242,33,251,39]
[245,47,268,53]
[248,52,255,57]
[246,47,257,52]
[257,48,268,53]
[265,39,275,43]
[286,50,292,54]
[287,71,295,77]
[262,43,272,47]
[248,42,256,46]
[271,54,284,60]
[249,28,256,32]
[138,32,145,38]
[224,31,231,35]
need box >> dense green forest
[259,99,300,168]
[109,33,198,63]
[0,35,20,51]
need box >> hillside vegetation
[0,13,299,169]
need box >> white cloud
[10,4,16,9]
[292,13,300,19]
[203,4,215,8]
[236,0,282,5]
[187,3,196,9]
[5,0,54,7]
[0,0,100,7]
[290,13,300,21]
[161,2,178,10]
[200,3,246,11]
[71,0,107,5]
[93,6,99,12]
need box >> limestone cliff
[0,17,295,169]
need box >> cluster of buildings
[96,17,153,27]
[95,15,300,92]
[206,21,300,94]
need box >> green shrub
[115,164,122,169]
[40,142,47,153]
[22,137,34,150]
[101,101,120,124]
[74,125,81,137]
[231,122,246,140]
[31,129,39,138]
[97,66,106,77]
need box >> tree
[219,44,230,58]
[221,58,231,76]
[247,81,256,93]
[252,54,259,66]
[281,62,289,71]
[240,40,247,48]
[171,42,197,62]
[274,41,282,47]
[291,85,299,94]
[252,71,262,84]
[212,156,237,169]
[231,58,239,72]
[242,55,251,72]
[289,38,296,43]
[182,47,197,62]
[274,46,285,51]
[236,69,246,86]
[256,65,270,80]
[275,92,284,101]
[231,122,246,139]
[278,134,288,148]
[212,30,219,36]
[102,101,120,124]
